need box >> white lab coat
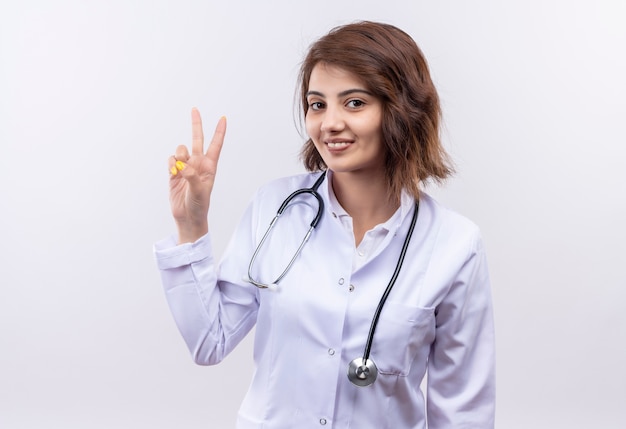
[154,171,495,429]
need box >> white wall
[1,1,624,427]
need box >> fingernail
[175,160,185,171]
[170,166,178,175]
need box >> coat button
[328,348,335,356]
[338,278,345,285]
[349,284,355,292]
[320,418,327,425]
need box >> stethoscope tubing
[277,186,325,228]
[246,172,326,289]
[347,200,420,386]
[361,200,420,362]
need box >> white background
[1,1,625,428]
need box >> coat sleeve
[427,229,496,428]
[153,201,260,366]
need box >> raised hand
[168,108,226,244]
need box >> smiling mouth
[326,142,352,149]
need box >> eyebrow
[306,89,374,98]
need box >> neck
[330,170,400,246]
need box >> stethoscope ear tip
[242,276,279,292]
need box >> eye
[346,99,365,108]
[309,101,325,111]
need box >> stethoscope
[245,171,420,387]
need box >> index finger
[191,107,204,155]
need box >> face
[305,63,385,178]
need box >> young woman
[156,21,495,429]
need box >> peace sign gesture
[168,108,226,244]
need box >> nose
[320,106,345,133]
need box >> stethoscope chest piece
[347,357,378,387]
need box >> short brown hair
[298,21,453,199]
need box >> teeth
[327,142,351,148]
